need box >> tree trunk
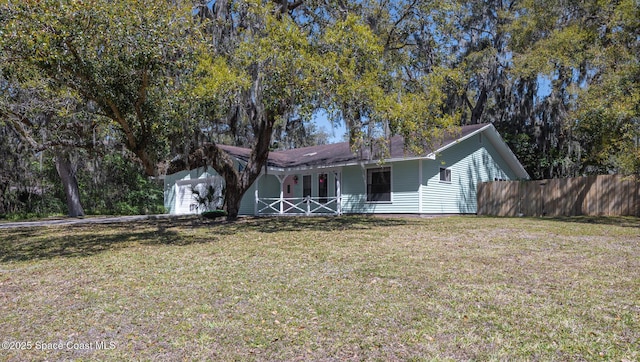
[0,182,7,215]
[470,87,487,124]
[54,150,85,217]
[224,181,244,221]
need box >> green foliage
[571,0,640,174]
[390,68,464,155]
[1,0,198,175]
[192,56,251,108]
[77,152,165,215]
[190,1,318,127]
[2,149,165,219]
[509,0,640,176]
[201,209,228,219]
[313,2,464,153]
[0,151,65,219]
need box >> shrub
[201,210,227,219]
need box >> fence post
[477,182,484,215]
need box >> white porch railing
[256,196,341,216]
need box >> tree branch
[1,108,95,152]
[384,0,419,52]
[1,109,40,149]
[134,66,149,137]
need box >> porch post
[276,175,285,215]
[254,173,261,216]
[335,171,342,215]
[418,160,423,214]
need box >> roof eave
[219,124,530,179]
[430,124,493,155]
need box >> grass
[0,216,638,361]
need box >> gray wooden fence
[477,175,640,217]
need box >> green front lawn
[1,216,638,361]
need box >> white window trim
[365,165,393,204]
[439,167,452,184]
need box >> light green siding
[238,183,257,215]
[341,160,420,214]
[249,174,281,215]
[256,174,281,198]
[421,133,516,214]
[340,165,368,213]
[340,133,520,215]
[393,160,421,213]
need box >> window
[303,175,311,198]
[318,174,328,203]
[439,168,451,183]
[367,167,391,202]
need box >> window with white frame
[367,167,391,202]
[439,167,451,183]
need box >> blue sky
[313,109,347,144]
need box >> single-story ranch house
[164,123,529,216]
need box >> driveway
[0,214,178,229]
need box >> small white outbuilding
[163,167,224,215]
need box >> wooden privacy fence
[477,175,640,217]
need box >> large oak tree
[1,0,195,177]
[170,0,463,219]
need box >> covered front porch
[253,170,342,216]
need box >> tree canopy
[167,0,464,218]
[1,0,638,219]
[1,0,196,176]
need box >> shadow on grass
[0,221,195,263]
[545,216,640,228]
[0,216,412,263]
[208,215,413,235]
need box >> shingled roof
[218,123,489,170]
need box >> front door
[283,175,296,199]
[318,173,328,203]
